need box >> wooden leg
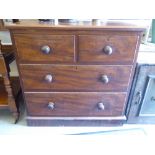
[3,73,19,123]
[13,112,20,124]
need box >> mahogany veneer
[20,65,132,92]
[14,34,75,63]
[6,20,144,126]
[25,92,126,117]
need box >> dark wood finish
[7,20,144,126]
[20,65,132,92]
[10,29,142,37]
[78,35,138,64]
[0,41,20,123]
[14,34,75,63]
[1,44,14,53]
[25,92,126,116]
[27,119,124,126]
[5,20,145,32]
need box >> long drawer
[14,34,75,63]
[20,65,132,92]
[25,92,127,117]
[78,35,138,64]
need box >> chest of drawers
[7,20,144,126]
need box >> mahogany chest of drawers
[6,20,144,126]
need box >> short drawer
[25,92,126,117]
[20,65,132,92]
[14,34,75,63]
[78,35,138,64]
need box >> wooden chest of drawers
[7,20,144,126]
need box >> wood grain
[4,19,146,32]
[8,21,144,126]
[0,57,6,73]
[20,65,132,92]
[78,35,138,64]
[27,118,125,126]
[0,78,8,106]
[25,92,126,117]
[14,34,75,63]
[1,44,14,53]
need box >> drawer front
[25,92,126,116]
[14,34,75,63]
[78,35,138,64]
[20,65,132,92]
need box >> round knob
[103,45,113,55]
[41,45,51,54]
[44,74,53,83]
[47,102,55,110]
[101,75,109,84]
[97,102,105,110]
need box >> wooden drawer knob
[44,74,53,83]
[41,45,51,54]
[101,75,109,84]
[97,102,105,110]
[47,102,55,110]
[103,45,113,55]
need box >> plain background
[0,0,155,19]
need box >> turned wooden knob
[44,74,53,83]
[97,102,105,110]
[41,45,51,54]
[101,75,109,84]
[103,45,113,55]
[47,102,55,110]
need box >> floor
[0,108,155,155]
[0,107,155,135]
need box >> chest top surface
[4,19,146,32]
